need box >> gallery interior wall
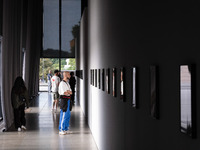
[79,8,88,118]
[77,1,200,150]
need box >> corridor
[0,92,98,150]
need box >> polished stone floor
[0,92,98,150]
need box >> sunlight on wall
[80,80,84,113]
[90,86,102,149]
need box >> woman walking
[11,76,29,131]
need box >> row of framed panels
[90,65,195,138]
[90,68,136,107]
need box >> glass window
[61,0,81,58]
[180,65,194,137]
[39,58,59,91]
[43,0,59,57]
[61,58,76,71]
[42,0,81,58]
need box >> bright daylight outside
[39,58,76,91]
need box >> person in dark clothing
[69,72,76,105]
[58,71,62,81]
[11,76,29,132]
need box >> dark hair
[70,72,74,76]
[54,69,59,74]
[12,76,27,94]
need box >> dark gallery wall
[77,1,200,150]
[0,0,2,35]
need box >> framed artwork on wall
[92,69,94,86]
[112,68,116,97]
[91,70,93,85]
[98,69,101,89]
[132,67,137,107]
[120,68,124,101]
[95,69,97,87]
[150,66,159,119]
[106,68,110,94]
[180,65,196,138]
[102,69,105,91]
[90,70,92,85]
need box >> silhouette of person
[69,72,76,105]
[11,76,29,132]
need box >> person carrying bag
[58,71,72,135]
[11,76,29,132]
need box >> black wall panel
[0,0,3,35]
[79,1,200,150]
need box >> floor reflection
[1,92,98,150]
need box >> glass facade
[43,0,81,58]
[61,58,76,71]
[43,0,60,57]
[61,0,81,58]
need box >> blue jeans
[59,100,71,131]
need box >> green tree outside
[39,58,54,82]
[39,24,78,82]
[61,58,76,70]
[67,59,76,70]
[39,58,76,82]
